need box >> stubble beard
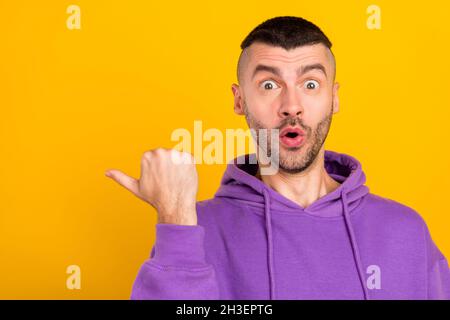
[243,100,334,174]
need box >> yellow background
[0,0,449,299]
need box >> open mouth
[279,127,305,148]
[285,132,299,138]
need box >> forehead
[243,42,333,75]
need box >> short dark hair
[240,16,332,51]
[237,16,334,82]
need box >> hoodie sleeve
[130,223,220,300]
[425,224,450,299]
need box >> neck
[255,148,341,208]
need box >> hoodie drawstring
[263,188,276,300]
[262,187,369,300]
[341,188,370,300]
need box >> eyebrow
[251,63,328,80]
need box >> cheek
[248,106,275,128]
[248,95,278,113]
[302,93,332,116]
[245,92,278,122]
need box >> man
[105,16,450,299]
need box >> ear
[332,82,340,114]
[231,83,245,115]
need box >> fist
[105,148,198,226]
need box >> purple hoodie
[130,150,450,300]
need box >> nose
[278,85,303,118]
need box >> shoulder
[196,197,233,211]
[194,197,244,224]
[196,195,250,211]
[360,192,427,233]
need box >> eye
[304,80,319,90]
[260,80,279,91]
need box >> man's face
[231,42,340,174]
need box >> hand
[105,148,198,226]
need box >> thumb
[105,169,140,197]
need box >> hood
[214,150,371,299]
